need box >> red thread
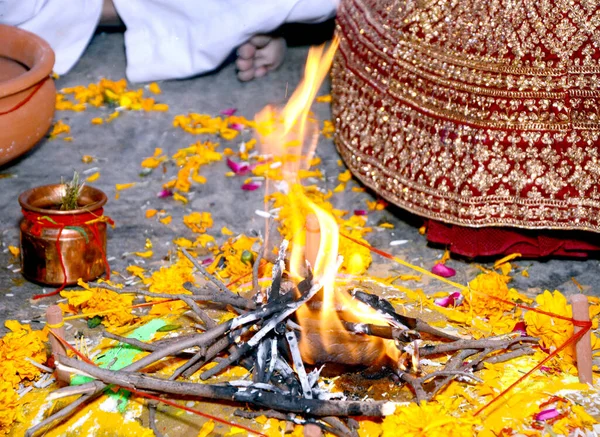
[50,331,267,436]
[22,209,114,299]
[0,78,48,116]
[473,324,590,416]
[340,232,594,416]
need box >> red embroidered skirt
[331,0,600,258]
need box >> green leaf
[65,226,89,243]
[87,316,103,328]
[39,216,58,224]
[156,324,181,332]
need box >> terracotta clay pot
[19,184,109,286]
[0,24,56,167]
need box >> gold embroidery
[332,0,600,231]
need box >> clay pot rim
[0,24,55,98]
[19,184,107,215]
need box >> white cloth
[2,0,338,82]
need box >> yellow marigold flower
[173,237,194,248]
[338,170,352,183]
[49,119,70,139]
[208,235,257,279]
[195,234,216,248]
[322,120,335,139]
[135,250,153,258]
[0,380,19,435]
[7,246,19,257]
[466,272,514,318]
[62,282,135,328]
[153,103,169,111]
[382,402,479,437]
[184,212,213,233]
[86,172,100,182]
[525,290,600,366]
[148,82,162,94]
[198,420,215,437]
[173,192,188,204]
[333,183,345,192]
[0,321,47,390]
[148,256,195,300]
[126,265,146,278]
[115,182,136,200]
[159,215,172,225]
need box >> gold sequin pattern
[332,0,600,231]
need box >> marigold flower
[381,402,479,437]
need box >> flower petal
[432,263,456,278]
[511,321,527,336]
[241,182,262,191]
[227,158,250,175]
[220,108,237,116]
[434,291,464,307]
[157,189,173,198]
[534,408,560,421]
[354,209,368,216]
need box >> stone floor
[1,30,600,335]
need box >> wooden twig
[25,392,101,437]
[234,410,353,437]
[89,281,255,311]
[57,356,398,417]
[253,219,278,296]
[181,248,239,297]
[200,281,322,379]
[148,401,165,437]
[419,336,538,357]
[181,295,217,328]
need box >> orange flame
[256,38,400,368]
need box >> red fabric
[426,220,600,259]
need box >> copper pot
[0,24,56,167]
[19,184,108,286]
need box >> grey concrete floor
[1,32,600,334]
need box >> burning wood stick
[286,330,313,398]
[201,281,323,379]
[55,355,398,417]
[349,289,460,341]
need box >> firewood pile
[26,243,538,437]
